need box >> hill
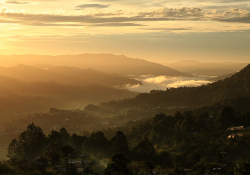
[46,66,142,87]
[100,64,250,109]
[0,75,27,92]
[0,54,190,76]
[0,65,141,87]
[0,77,138,118]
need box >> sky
[0,0,250,63]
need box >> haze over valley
[0,53,248,118]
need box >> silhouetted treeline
[2,105,250,174]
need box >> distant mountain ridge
[0,64,141,87]
[0,54,191,77]
[168,60,248,76]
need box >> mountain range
[1,55,249,120]
[0,76,138,118]
[0,64,141,87]
[0,54,196,118]
[0,64,143,118]
[0,54,190,77]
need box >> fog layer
[126,75,212,92]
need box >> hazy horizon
[0,53,249,67]
[1,0,250,63]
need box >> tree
[83,131,109,158]
[143,161,155,175]
[60,128,70,143]
[50,108,60,114]
[180,116,200,133]
[62,145,78,174]
[7,123,47,160]
[110,131,129,156]
[104,153,130,175]
[0,161,14,174]
[216,106,235,129]
[172,154,185,169]
[193,159,213,174]
[174,111,184,121]
[33,155,48,174]
[7,139,19,160]
[132,137,156,161]
[84,104,99,111]
[235,160,250,174]
[45,142,63,166]
[70,134,87,152]
[48,130,63,144]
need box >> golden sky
[0,0,250,63]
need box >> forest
[1,105,250,174]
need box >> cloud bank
[0,6,249,27]
[4,0,28,4]
[76,4,110,9]
[126,75,211,93]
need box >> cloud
[93,0,119,1]
[6,34,90,42]
[202,5,250,11]
[76,4,110,9]
[22,22,86,26]
[4,0,28,4]
[93,22,145,26]
[138,7,204,18]
[167,80,211,88]
[126,75,211,93]
[0,18,19,23]
[213,0,250,3]
[144,75,170,84]
[211,7,250,23]
[0,6,250,27]
[143,27,191,31]
[221,7,249,18]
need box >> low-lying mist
[125,75,212,92]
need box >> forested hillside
[0,80,138,118]
[2,104,250,174]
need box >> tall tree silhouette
[7,123,47,160]
[110,131,129,156]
